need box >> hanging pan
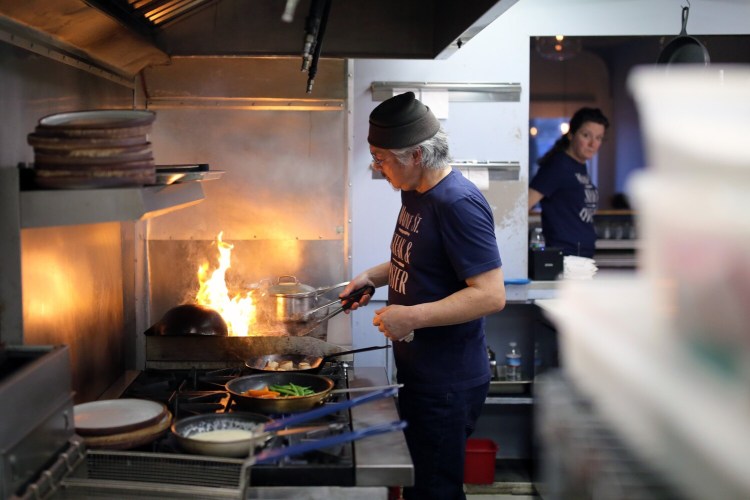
[657,5,710,65]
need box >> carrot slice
[243,386,281,398]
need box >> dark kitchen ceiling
[85,0,519,59]
[0,0,518,79]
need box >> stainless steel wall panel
[145,91,349,339]
[21,223,126,403]
[1,40,136,401]
[147,239,345,324]
[143,56,347,101]
[148,108,346,241]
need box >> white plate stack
[73,398,172,450]
[27,109,156,189]
[627,65,750,385]
[562,255,598,280]
[540,65,750,500]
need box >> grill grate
[85,450,247,488]
[56,450,254,498]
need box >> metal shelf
[485,380,534,404]
[19,182,205,229]
[595,239,639,250]
[370,82,522,102]
[485,396,534,405]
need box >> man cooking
[340,91,506,499]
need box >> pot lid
[267,275,316,296]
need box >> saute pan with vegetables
[226,372,334,413]
[226,372,400,413]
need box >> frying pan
[657,6,710,65]
[144,303,228,336]
[227,372,400,413]
[174,386,401,457]
[244,344,390,374]
[226,372,334,413]
[171,412,345,458]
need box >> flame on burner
[195,232,256,336]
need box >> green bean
[269,383,314,396]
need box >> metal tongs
[291,284,375,322]
[286,284,375,336]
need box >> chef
[341,91,506,499]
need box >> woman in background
[528,107,609,257]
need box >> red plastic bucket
[464,438,498,484]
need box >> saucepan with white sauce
[172,386,400,457]
[171,412,345,457]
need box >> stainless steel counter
[505,269,637,303]
[21,366,411,499]
[97,365,413,489]
[349,367,413,487]
[505,280,559,302]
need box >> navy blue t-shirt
[388,170,502,393]
[529,151,598,257]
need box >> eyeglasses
[370,153,385,168]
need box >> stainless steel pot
[264,276,346,323]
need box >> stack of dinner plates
[73,398,172,450]
[27,109,156,189]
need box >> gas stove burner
[173,390,229,418]
[115,361,356,486]
[184,366,244,391]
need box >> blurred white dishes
[563,256,597,280]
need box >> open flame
[194,232,257,336]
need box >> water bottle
[530,227,545,251]
[505,342,522,381]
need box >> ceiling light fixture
[535,35,582,62]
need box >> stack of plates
[27,110,157,189]
[562,256,598,280]
[73,398,172,450]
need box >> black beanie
[368,92,441,149]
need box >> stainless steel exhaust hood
[0,0,519,79]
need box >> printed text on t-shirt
[575,172,598,223]
[389,206,421,295]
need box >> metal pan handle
[321,344,390,363]
[263,386,398,432]
[252,420,407,465]
[295,284,375,321]
[312,284,375,323]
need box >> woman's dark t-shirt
[530,151,598,257]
